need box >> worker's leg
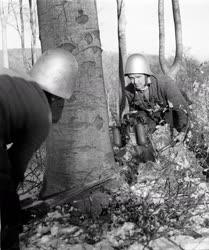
[0,144,20,250]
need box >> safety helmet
[125,53,154,76]
[30,48,78,99]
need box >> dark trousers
[0,144,21,250]
[1,190,21,250]
[0,122,50,249]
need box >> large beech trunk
[36,0,116,198]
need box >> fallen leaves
[19,123,209,250]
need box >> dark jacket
[125,77,189,133]
[0,74,52,250]
[0,74,51,184]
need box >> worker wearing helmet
[0,48,78,250]
[122,53,189,161]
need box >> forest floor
[19,125,209,250]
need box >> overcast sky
[97,0,209,62]
[1,0,209,62]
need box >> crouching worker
[119,53,190,162]
[0,48,78,250]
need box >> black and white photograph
[1,0,209,249]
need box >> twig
[165,236,185,250]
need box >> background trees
[0,0,39,69]
[0,0,10,67]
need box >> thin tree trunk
[0,0,9,68]
[158,0,183,80]
[158,0,168,75]
[171,0,183,75]
[36,0,116,198]
[116,0,127,122]
[19,0,28,69]
[29,0,37,65]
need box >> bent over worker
[0,48,78,250]
[121,53,190,162]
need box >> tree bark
[158,0,168,75]
[28,0,37,65]
[36,0,116,198]
[116,0,127,123]
[158,0,183,80]
[19,0,28,69]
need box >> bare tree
[9,0,29,69]
[9,0,38,69]
[19,0,28,68]
[36,0,116,199]
[158,0,183,79]
[28,0,37,65]
[116,0,127,122]
[0,0,10,68]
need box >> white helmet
[125,54,154,76]
[30,48,78,99]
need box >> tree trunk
[116,0,127,123]
[36,0,116,198]
[158,0,183,80]
[28,0,37,65]
[0,0,9,68]
[19,0,28,69]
